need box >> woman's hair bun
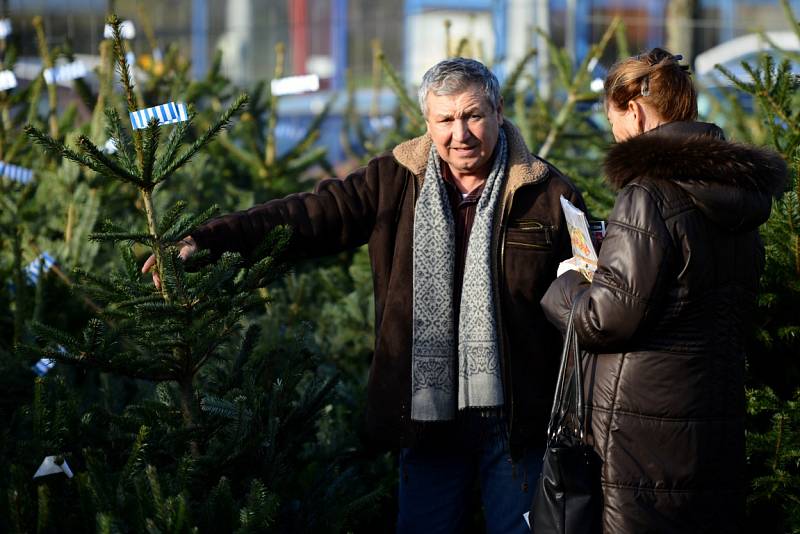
[642,48,691,74]
[605,47,697,122]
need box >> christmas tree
[712,2,800,527]
[2,14,383,531]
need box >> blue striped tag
[129,102,188,130]
[25,251,56,284]
[0,161,33,184]
[33,358,56,376]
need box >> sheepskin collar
[605,121,788,232]
[392,120,549,195]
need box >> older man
[144,58,585,533]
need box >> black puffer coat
[541,122,787,533]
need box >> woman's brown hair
[604,48,697,122]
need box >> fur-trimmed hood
[604,121,788,232]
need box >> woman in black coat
[541,48,787,533]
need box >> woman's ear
[628,99,646,136]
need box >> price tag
[0,161,33,184]
[129,101,188,130]
[33,456,74,479]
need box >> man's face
[424,85,503,180]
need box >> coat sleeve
[542,183,674,352]
[191,156,393,261]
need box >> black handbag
[530,304,602,534]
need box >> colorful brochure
[559,195,599,280]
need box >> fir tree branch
[103,107,138,174]
[282,146,328,177]
[154,93,248,184]
[377,50,424,131]
[82,318,105,353]
[615,20,630,58]
[201,396,252,420]
[135,300,184,318]
[282,97,334,160]
[265,43,284,166]
[535,28,571,89]
[77,134,145,186]
[120,425,149,486]
[215,132,264,178]
[161,205,219,243]
[29,321,82,353]
[24,76,45,130]
[152,118,191,179]
[230,324,261,386]
[715,63,756,94]
[501,47,538,104]
[107,14,144,165]
[108,15,138,115]
[140,119,160,187]
[157,201,188,236]
[88,231,155,244]
[539,18,620,159]
[25,125,105,174]
[160,245,188,301]
[781,0,800,43]
[109,294,165,310]
[33,16,59,140]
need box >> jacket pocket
[505,222,552,250]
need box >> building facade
[6,0,799,89]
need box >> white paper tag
[103,138,118,154]
[0,69,17,91]
[43,60,88,85]
[33,456,74,479]
[0,19,12,40]
[271,74,320,96]
[523,511,530,529]
[104,20,136,40]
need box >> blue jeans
[397,419,542,534]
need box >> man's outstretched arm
[142,155,403,287]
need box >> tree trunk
[665,0,697,61]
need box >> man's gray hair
[418,57,501,117]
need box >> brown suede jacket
[192,121,585,459]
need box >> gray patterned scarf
[411,129,508,422]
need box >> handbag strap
[545,298,588,442]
